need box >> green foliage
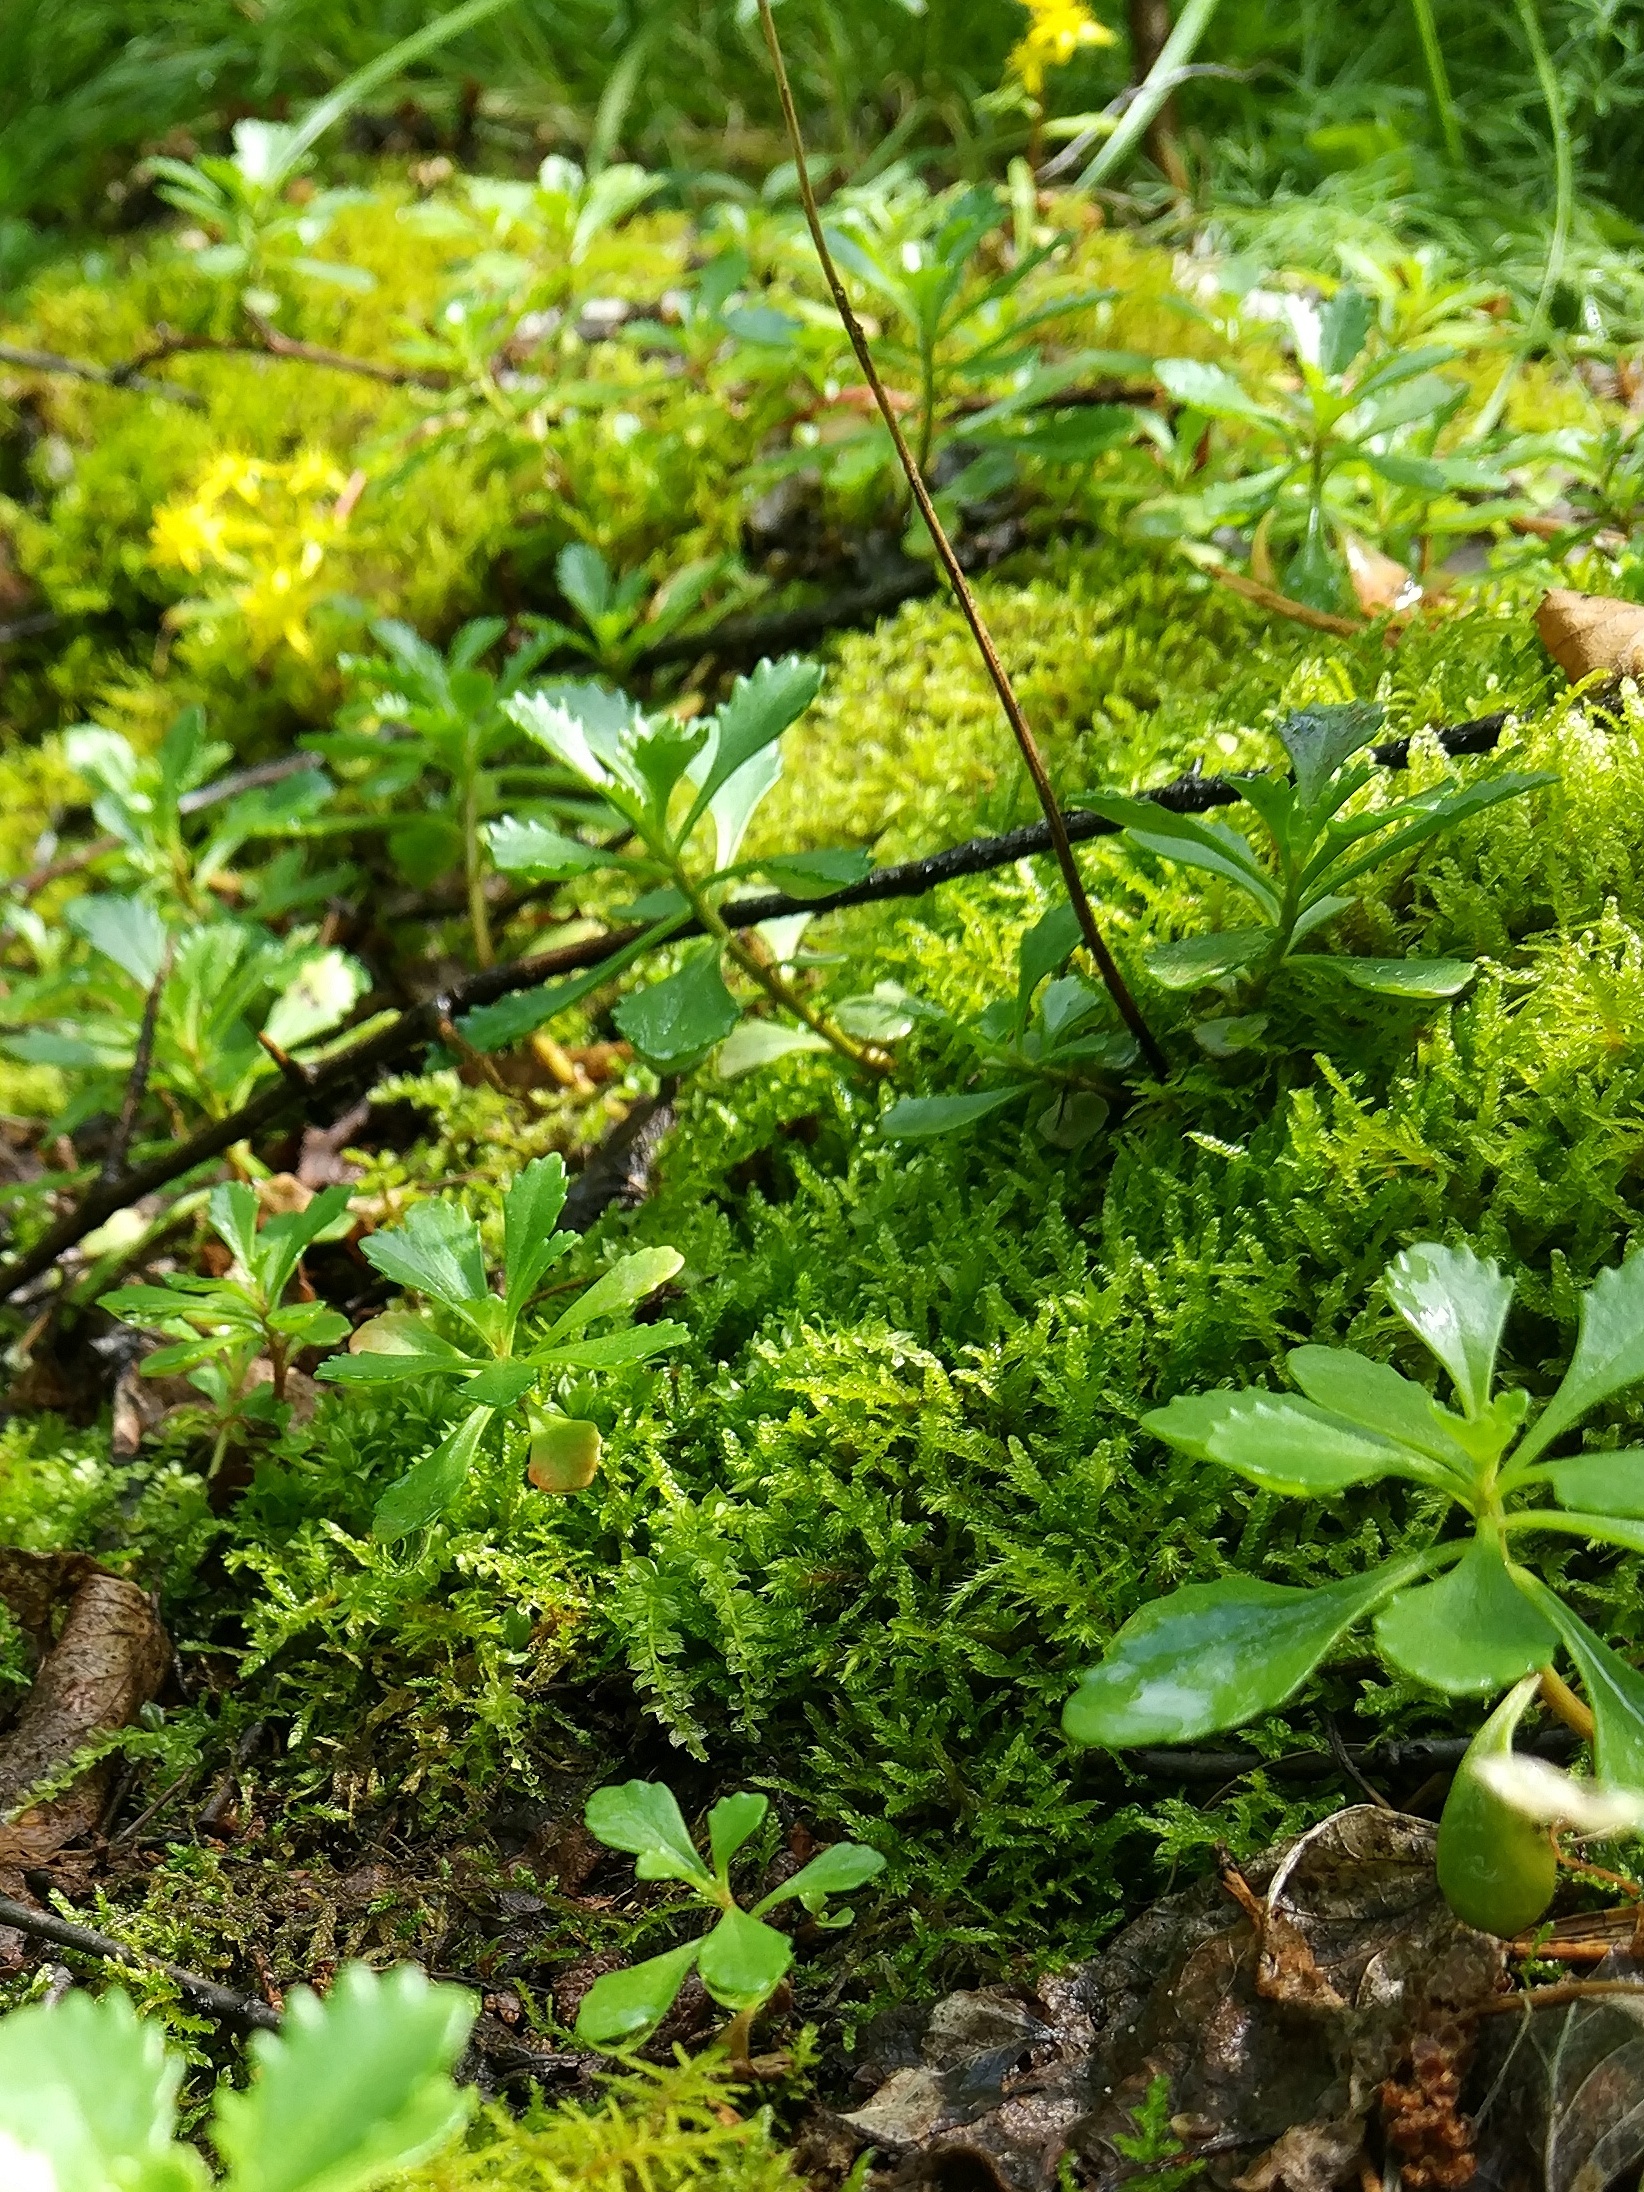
[572,1780,883,2049]
[0,1963,473,2192]
[101,1182,352,1468]
[1063,1239,1644,1925]
[1086,698,1552,1050]
[316,1155,684,1538]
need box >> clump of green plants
[571,1780,884,2052]
[1136,287,1515,610]
[316,1154,683,1539]
[1088,699,1552,1052]
[525,544,727,679]
[467,656,904,1076]
[0,1961,472,2191]
[1064,1239,1644,1935]
[882,898,1136,1145]
[100,1181,352,1474]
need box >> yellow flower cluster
[1008,0,1115,98]
[150,450,355,662]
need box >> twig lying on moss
[0,704,1522,1302]
[0,342,206,409]
[754,0,1167,1079]
[0,1891,282,2029]
[113,318,453,393]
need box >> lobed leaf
[361,1199,489,1313]
[573,1944,700,2050]
[0,1989,205,2192]
[1518,1249,1644,1465]
[1384,1241,1513,1419]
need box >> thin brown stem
[753,0,1165,1080]
[115,317,451,392]
[99,938,174,1185]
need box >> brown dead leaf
[1342,532,1422,618]
[1536,587,1644,680]
[0,1554,169,1883]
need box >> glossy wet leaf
[708,1791,767,1876]
[1520,1578,1644,1788]
[1081,794,1280,915]
[696,1906,793,2012]
[1286,1345,1473,1469]
[1302,955,1477,998]
[612,945,740,1067]
[1384,1241,1514,1419]
[539,1323,685,1370]
[716,1020,830,1077]
[1147,929,1270,988]
[457,1360,538,1406]
[1062,1559,1425,1747]
[372,1406,492,1542]
[585,1779,713,1887]
[1374,1540,1557,1694]
[214,1962,473,2192]
[1144,1389,1435,1493]
[755,1840,886,1914]
[1277,701,1385,809]
[573,1944,700,2050]
[880,1087,1027,1139]
[1519,1251,1644,1464]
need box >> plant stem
[463,767,494,967]
[753,0,1166,1080]
[685,878,888,1074]
[1077,0,1224,191]
[1406,0,1464,164]
[1539,1664,1596,1743]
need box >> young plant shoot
[1064,1240,1644,1934]
[101,1182,353,1472]
[315,1154,683,1539]
[465,655,901,1076]
[572,1780,884,2054]
[1086,700,1552,1052]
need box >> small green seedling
[1086,700,1551,1051]
[463,655,901,1076]
[149,120,372,318]
[1065,1239,1644,1935]
[882,898,1136,1146]
[525,543,726,678]
[572,1780,884,2053]
[101,1182,352,1473]
[316,1155,683,1540]
[0,1960,472,2192]
[311,617,559,965]
[1139,288,1512,611]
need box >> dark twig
[0,1891,281,2030]
[1322,1711,1393,1809]
[113,318,452,393]
[100,939,174,1185]
[753,0,1166,1078]
[0,703,1525,1302]
[0,342,205,409]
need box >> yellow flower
[1009,0,1114,97]
[149,449,352,662]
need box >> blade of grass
[1407,0,1464,164]
[1076,0,1224,191]
[752,0,1166,1078]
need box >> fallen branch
[0,342,205,409]
[0,704,1523,1303]
[114,318,452,393]
[0,1890,280,2030]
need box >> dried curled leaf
[1536,587,1644,681]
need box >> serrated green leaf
[573,1944,700,2050]
[1062,1556,1427,1747]
[315,1314,477,1385]
[695,1907,793,2012]
[213,1962,473,2192]
[1144,1388,1442,1492]
[503,1154,574,1325]
[585,1780,713,1886]
[1317,287,1373,377]
[1147,929,1270,989]
[542,1247,683,1344]
[684,656,823,829]
[361,1200,489,1312]
[485,817,614,879]
[756,848,875,898]
[1373,1540,1556,1694]
[613,945,741,1067]
[66,894,169,987]
[1384,1241,1514,1419]
[372,1407,492,1542]
[1278,700,1384,809]
[0,1989,206,2192]
[1518,1577,1644,1788]
[1154,357,1281,426]
[210,1181,263,1273]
